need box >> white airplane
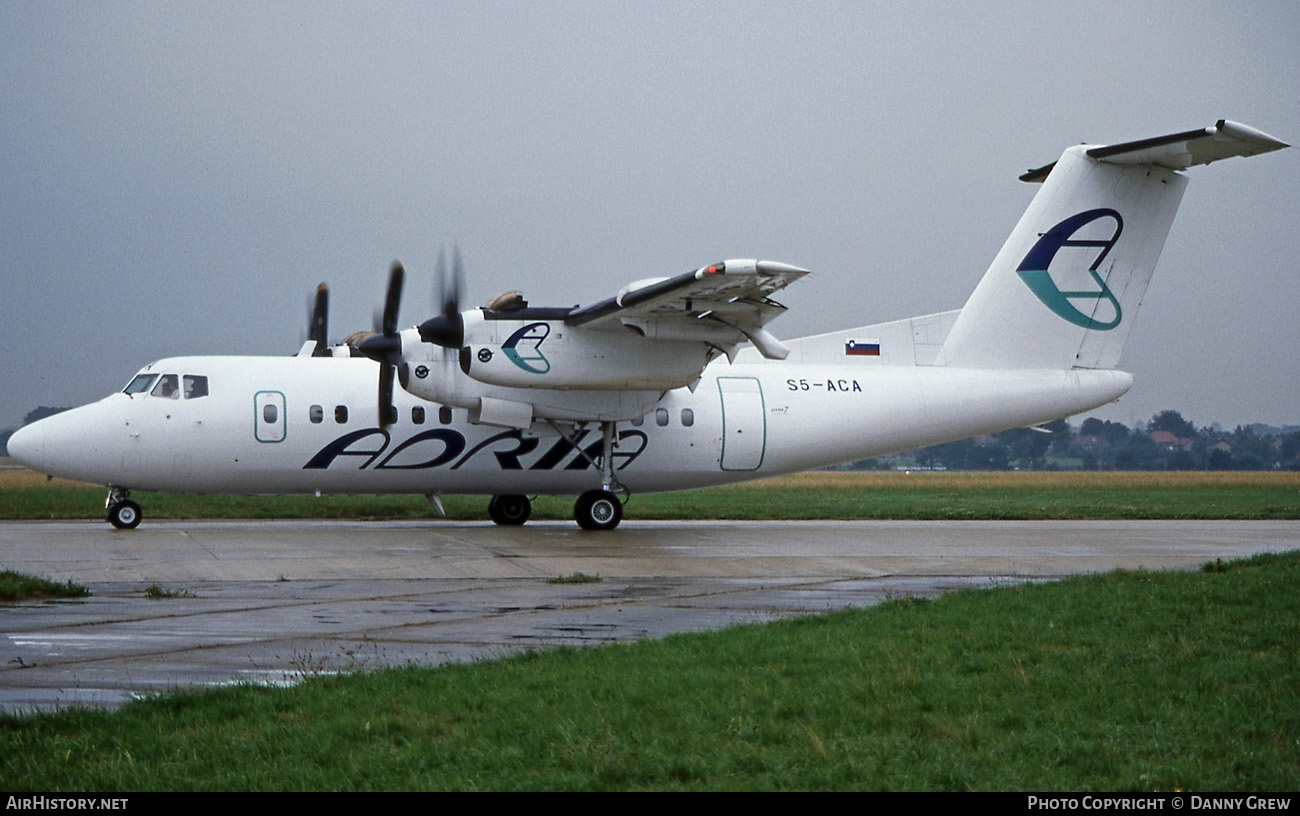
[8,120,1287,530]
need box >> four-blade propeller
[356,261,406,427]
[307,282,330,357]
[419,246,466,349]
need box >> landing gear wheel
[107,500,142,530]
[574,489,622,531]
[488,494,532,526]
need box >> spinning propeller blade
[357,261,405,427]
[419,245,466,349]
[307,283,329,356]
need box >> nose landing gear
[106,487,142,530]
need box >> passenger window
[681,408,694,427]
[655,408,669,427]
[183,375,208,399]
[124,374,158,395]
[412,406,425,424]
[309,405,323,424]
[439,406,452,425]
[631,415,643,427]
[151,374,180,399]
[335,405,348,424]
[263,403,278,423]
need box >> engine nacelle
[398,334,668,427]
[457,312,715,390]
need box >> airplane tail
[939,120,1287,371]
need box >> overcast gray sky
[3,1,1297,432]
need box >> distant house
[1149,430,1194,451]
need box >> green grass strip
[0,570,88,602]
[2,471,1298,521]
[3,552,1297,790]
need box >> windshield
[122,371,209,399]
[123,373,159,395]
[151,374,180,399]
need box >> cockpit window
[125,372,209,399]
[124,374,159,395]
[151,374,181,399]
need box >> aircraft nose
[6,422,45,472]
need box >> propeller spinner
[418,246,466,349]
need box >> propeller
[418,245,466,349]
[357,261,406,427]
[307,282,329,356]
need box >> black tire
[574,489,622,531]
[488,494,532,526]
[108,500,142,530]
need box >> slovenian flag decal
[845,339,880,356]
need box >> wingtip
[1215,120,1290,152]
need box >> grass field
[2,551,1297,790]
[2,468,1297,521]
[3,466,1297,788]
[0,569,88,602]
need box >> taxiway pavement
[2,519,1297,712]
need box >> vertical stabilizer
[941,120,1287,370]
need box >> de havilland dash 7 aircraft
[8,120,1288,530]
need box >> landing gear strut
[488,494,532,526]
[547,419,627,531]
[106,487,142,530]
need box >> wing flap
[566,259,808,329]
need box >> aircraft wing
[564,259,809,359]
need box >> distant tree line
[850,410,1300,471]
[0,407,71,455]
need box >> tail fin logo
[1016,209,1124,330]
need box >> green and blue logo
[502,322,551,374]
[1017,209,1124,330]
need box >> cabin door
[717,377,766,471]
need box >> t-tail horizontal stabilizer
[941,120,1287,372]
[1020,120,1289,182]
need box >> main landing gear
[106,487,142,530]
[486,486,625,531]
[566,420,627,531]
[573,489,622,531]
[488,494,532,525]
[487,420,629,530]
